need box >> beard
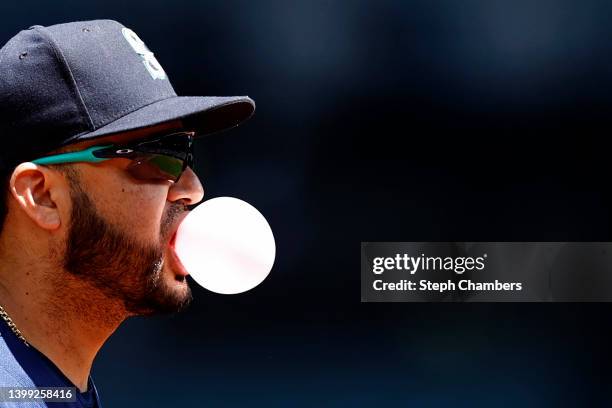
[62,172,192,316]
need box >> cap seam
[34,27,95,131]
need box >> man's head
[0,19,254,317]
[2,121,203,315]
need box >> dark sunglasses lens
[126,154,184,181]
[137,133,192,157]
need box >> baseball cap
[0,19,255,169]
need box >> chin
[127,259,193,317]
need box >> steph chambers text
[373,279,523,293]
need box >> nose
[167,166,204,206]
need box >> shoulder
[0,333,36,387]
[0,335,48,407]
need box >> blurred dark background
[2,0,611,406]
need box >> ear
[9,163,65,231]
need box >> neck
[0,251,126,392]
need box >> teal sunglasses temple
[31,145,113,165]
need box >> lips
[169,231,177,249]
[167,231,189,279]
[164,210,190,280]
[166,209,189,247]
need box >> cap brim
[63,95,255,145]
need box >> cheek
[78,167,169,239]
[116,184,168,237]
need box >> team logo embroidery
[122,27,167,80]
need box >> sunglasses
[32,131,195,182]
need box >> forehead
[64,120,183,151]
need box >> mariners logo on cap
[122,27,167,80]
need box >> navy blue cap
[0,19,255,166]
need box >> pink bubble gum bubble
[174,197,276,294]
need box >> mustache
[160,202,189,238]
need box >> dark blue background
[1,1,611,406]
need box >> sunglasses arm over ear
[31,145,114,165]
